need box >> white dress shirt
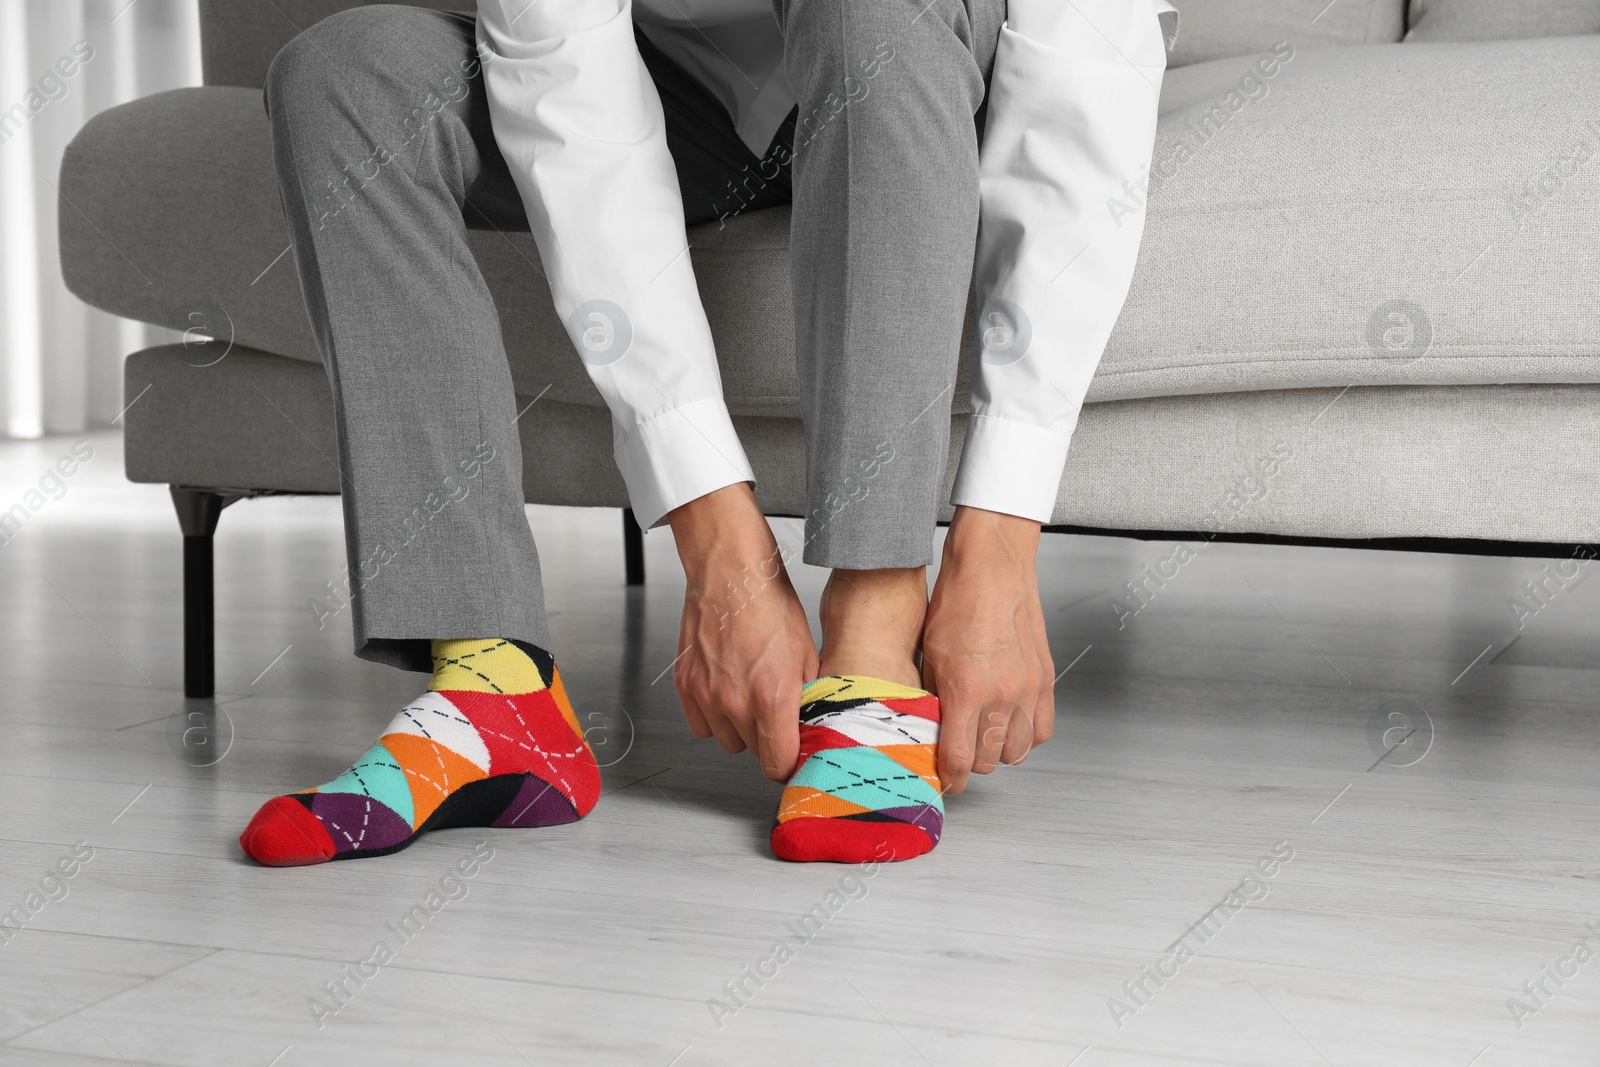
[476,0,1178,529]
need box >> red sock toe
[240,795,337,866]
[770,677,946,864]
[770,818,936,863]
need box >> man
[238,0,1174,866]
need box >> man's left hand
[920,506,1054,793]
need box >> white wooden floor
[1,430,1596,1066]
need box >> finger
[1031,623,1056,748]
[924,643,980,792]
[729,711,761,755]
[1029,677,1056,751]
[999,703,1036,766]
[701,706,750,754]
[722,693,764,754]
[971,699,1008,776]
[939,728,974,794]
[754,675,802,782]
[679,692,714,740]
[930,678,977,794]
[1000,655,1046,764]
[673,643,715,740]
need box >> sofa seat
[122,340,1600,543]
[62,33,1600,425]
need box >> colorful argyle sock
[240,639,599,866]
[770,675,944,863]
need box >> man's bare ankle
[817,567,927,687]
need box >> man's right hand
[666,483,818,781]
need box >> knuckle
[991,679,1022,704]
[950,675,985,704]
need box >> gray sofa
[58,0,1600,697]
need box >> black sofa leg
[623,508,645,586]
[171,488,233,699]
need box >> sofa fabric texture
[125,343,1600,543]
[61,0,1600,550]
[1165,0,1403,68]
[62,35,1600,419]
[1406,0,1600,42]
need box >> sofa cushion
[1113,35,1600,401]
[1406,0,1600,42]
[1166,0,1403,68]
[60,34,1600,422]
[56,86,814,417]
[124,343,1600,546]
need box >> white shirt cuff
[950,414,1075,524]
[613,397,756,529]
[1153,0,1179,50]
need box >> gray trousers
[264,1,1004,671]
[776,0,1005,568]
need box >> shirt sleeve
[475,0,755,529]
[949,0,1175,523]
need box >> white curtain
[0,0,200,439]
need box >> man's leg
[782,0,1005,687]
[767,0,1009,862]
[239,5,819,865]
[782,0,1002,574]
[267,7,546,670]
[240,6,598,865]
